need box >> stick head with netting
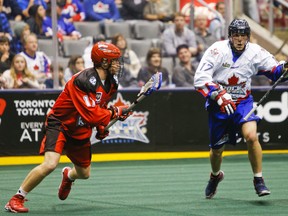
[138,72,162,97]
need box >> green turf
[1,154,288,215]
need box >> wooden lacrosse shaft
[243,69,288,121]
[104,94,146,130]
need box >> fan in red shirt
[5,41,132,213]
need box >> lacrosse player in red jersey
[5,41,132,213]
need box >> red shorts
[40,128,91,168]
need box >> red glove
[95,125,109,140]
[211,89,236,115]
[109,105,132,121]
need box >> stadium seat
[74,21,101,37]
[162,57,175,78]
[38,39,55,57]
[57,57,70,68]
[104,22,132,39]
[133,20,162,39]
[163,22,174,30]
[62,39,90,57]
[126,39,153,63]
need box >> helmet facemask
[228,19,251,55]
[101,57,124,77]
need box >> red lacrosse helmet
[91,41,121,65]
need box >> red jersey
[47,67,118,140]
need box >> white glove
[211,90,236,115]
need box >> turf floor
[1,154,288,216]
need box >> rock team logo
[90,93,149,144]
[0,98,6,126]
[96,92,102,103]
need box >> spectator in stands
[143,0,173,22]
[61,0,85,22]
[243,0,260,24]
[0,1,13,41]
[114,0,122,9]
[0,36,15,74]
[138,47,169,87]
[194,14,218,62]
[0,54,42,89]
[17,0,47,18]
[20,33,51,83]
[2,0,23,21]
[83,0,121,22]
[209,1,225,40]
[172,44,196,87]
[44,64,66,89]
[120,0,147,20]
[64,55,85,82]
[26,4,48,39]
[43,0,82,41]
[10,22,31,54]
[161,12,197,57]
[0,75,5,88]
[111,33,140,88]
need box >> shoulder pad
[74,68,99,93]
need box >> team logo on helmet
[91,41,121,64]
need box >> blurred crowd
[0,0,287,90]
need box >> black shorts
[40,116,91,168]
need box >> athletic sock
[67,170,75,181]
[212,171,220,176]
[254,172,262,178]
[16,187,28,198]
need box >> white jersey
[20,51,51,78]
[194,40,279,102]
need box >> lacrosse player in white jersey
[194,19,288,199]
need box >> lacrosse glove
[109,105,132,121]
[282,61,288,78]
[96,125,109,140]
[211,89,236,115]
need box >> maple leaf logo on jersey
[228,74,239,85]
[90,93,149,144]
[221,74,247,99]
[93,2,109,13]
[33,65,39,71]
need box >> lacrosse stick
[104,72,162,130]
[243,69,288,121]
